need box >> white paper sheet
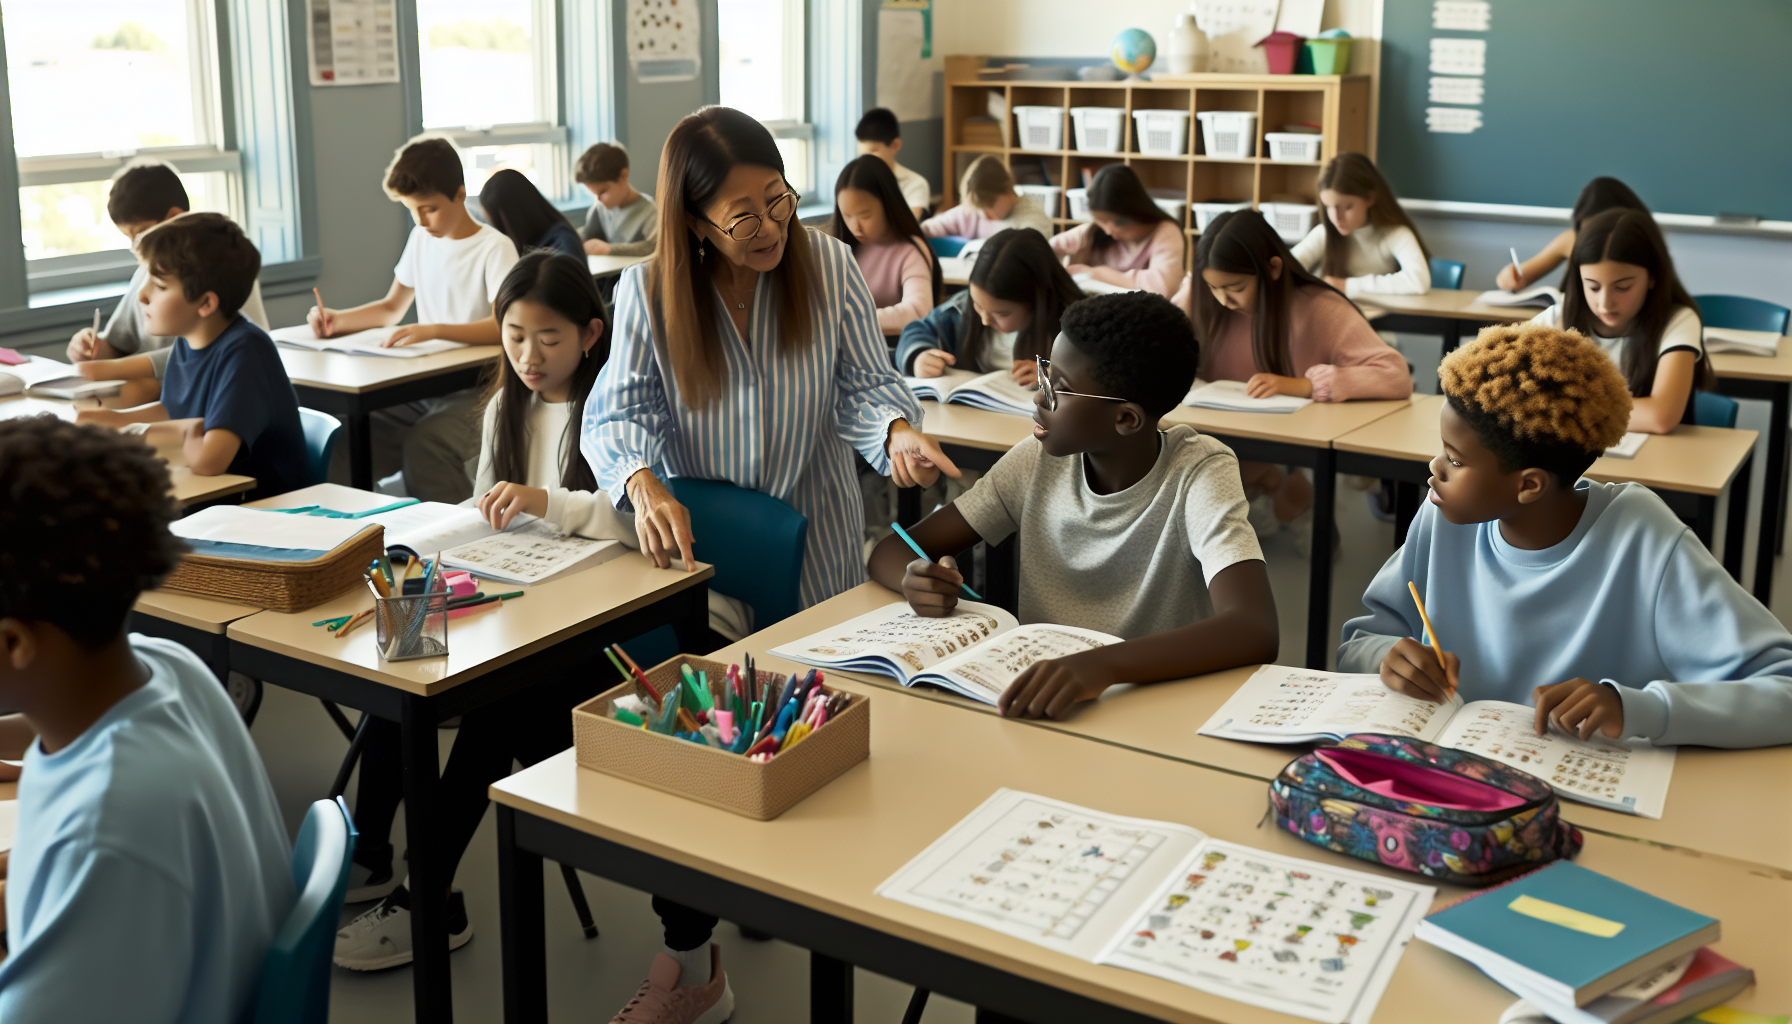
[876,8,934,123]
[1191,0,1282,74]
[1602,432,1647,459]
[171,505,371,551]
[270,324,462,358]
[1425,107,1484,134]
[1428,38,1486,76]
[440,520,622,584]
[1432,0,1491,31]
[1184,379,1314,414]
[0,799,16,853]
[364,501,527,554]
[1704,327,1782,356]
[1428,76,1485,105]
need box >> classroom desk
[225,493,715,1024]
[1332,395,1760,593]
[1354,290,1533,351]
[586,252,652,278]
[129,589,263,680]
[279,345,500,490]
[492,684,1792,1024]
[0,393,257,507]
[715,581,1792,876]
[1711,342,1792,605]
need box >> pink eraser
[716,710,735,744]
[0,347,26,365]
[445,572,477,598]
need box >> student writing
[0,417,293,1022]
[1050,164,1184,298]
[72,214,308,500]
[869,291,1278,720]
[1497,176,1648,292]
[830,154,942,335]
[1530,208,1710,434]
[921,155,1051,244]
[1181,209,1411,546]
[576,142,658,257]
[855,106,931,219]
[479,168,585,260]
[896,227,1080,387]
[1290,152,1431,296]
[1340,323,1792,748]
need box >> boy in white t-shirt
[856,107,932,220]
[307,136,520,501]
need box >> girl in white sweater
[1290,152,1431,297]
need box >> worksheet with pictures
[769,602,1020,682]
[1434,701,1675,819]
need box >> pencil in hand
[890,521,982,600]
[1407,581,1456,696]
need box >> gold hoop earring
[698,238,707,264]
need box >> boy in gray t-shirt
[868,292,1278,720]
[574,142,658,258]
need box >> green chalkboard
[1377,0,1792,220]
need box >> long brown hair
[961,228,1082,371]
[1084,164,1173,260]
[828,155,941,310]
[482,251,611,491]
[1192,209,1358,378]
[1560,207,1712,397]
[648,106,816,410]
[1316,152,1429,278]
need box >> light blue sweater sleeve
[1337,512,1428,675]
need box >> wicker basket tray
[161,524,386,613]
[572,655,870,820]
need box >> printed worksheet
[878,791,1433,1024]
[919,625,1115,704]
[1435,702,1675,818]
[440,520,623,585]
[1199,666,1462,744]
[270,324,464,358]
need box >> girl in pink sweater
[1049,164,1184,297]
[830,155,941,334]
[1184,209,1412,538]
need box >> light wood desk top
[0,394,256,507]
[587,253,652,278]
[1334,395,1758,496]
[1355,289,1536,324]
[278,344,498,394]
[1710,339,1792,383]
[495,691,1791,1024]
[718,582,1792,874]
[133,588,263,633]
[917,400,1033,453]
[1164,396,1415,449]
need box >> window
[3,0,239,290]
[718,0,811,194]
[416,0,564,199]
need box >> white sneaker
[333,885,472,971]
[1247,494,1281,538]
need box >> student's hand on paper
[307,304,336,338]
[75,358,112,380]
[1009,359,1038,388]
[74,408,125,428]
[625,469,696,571]
[1495,264,1523,292]
[1064,263,1092,276]
[477,481,549,530]
[998,654,1111,720]
[887,420,961,489]
[913,349,956,377]
[902,555,962,617]
[583,238,611,256]
[1533,678,1623,740]
[384,323,440,347]
[67,327,100,362]
[1324,275,1349,292]
[1244,373,1314,400]
[1379,637,1459,703]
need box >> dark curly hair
[1059,291,1200,420]
[0,417,186,650]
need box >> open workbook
[768,601,1118,705]
[361,501,622,585]
[1198,667,1676,818]
[1184,379,1314,414]
[904,368,1037,415]
[1702,327,1783,357]
[1472,284,1564,308]
[269,324,465,358]
[877,789,1434,1024]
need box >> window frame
[719,0,812,194]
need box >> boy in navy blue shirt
[75,213,307,499]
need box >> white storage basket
[1066,187,1092,222]
[1152,196,1188,224]
[1260,202,1320,241]
[1265,132,1324,163]
[1014,184,1062,217]
[1196,110,1258,158]
[1191,201,1251,232]
[1070,107,1126,154]
[1013,106,1065,152]
[1132,109,1192,156]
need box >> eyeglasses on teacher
[698,190,801,242]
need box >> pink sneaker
[610,944,734,1024]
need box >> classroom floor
[249,416,1792,1023]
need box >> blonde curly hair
[1440,322,1632,454]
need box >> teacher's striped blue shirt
[581,229,923,609]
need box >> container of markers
[373,576,450,661]
[571,655,870,821]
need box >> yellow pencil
[1407,581,1447,670]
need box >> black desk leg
[1393,481,1422,549]
[1444,319,1463,354]
[498,806,548,1024]
[1759,382,1789,601]
[811,951,854,1024]
[346,406,374,491]
[1725,453,1752,582]
[668,585,715,655]
[1306,450,1337,670]
[401,695,454,1023]
[1691,495,1717,552]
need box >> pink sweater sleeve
[1296,289,1414,402]
[1051,223,1093,262]
[1102,221,1185,298]
[877,241,935,334]
[921,205,979,239]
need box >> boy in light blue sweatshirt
[1338,321,1792,748]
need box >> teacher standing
[582,106,957,614]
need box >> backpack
[1270,733,1583,886]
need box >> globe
[1111,28,1157,76]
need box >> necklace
[737,302,746,309]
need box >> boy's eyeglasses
[699,190,801,242]
[1034,356,1137,412]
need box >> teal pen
[889,522,982,599]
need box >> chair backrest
[1693,294,1791,335]
[665,477,808,630]
[1428,258,1465,291]
[298,408,343,487]
[1694,390,1740,429]
[927,235,968,259]
[249,798,356,1024]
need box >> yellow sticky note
[1507,894,1625,937]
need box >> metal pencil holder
[374,580,449,661]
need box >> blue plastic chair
[1694,294,1790,335]
[1694,391,1740,429]
[249,798,355,1024]
[665,477,809,630]
[927,236,969,259]
[298,408,343,486]
[1428,258,1465,291]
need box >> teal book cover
[1421,862,1717,997]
